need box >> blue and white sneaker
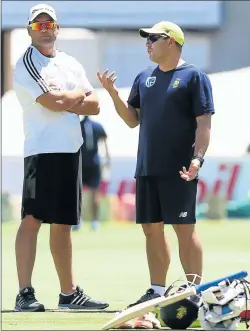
[127,288,161,308]
[58,286,109,310]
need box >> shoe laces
[20,287,36,301]
[140,289,157,302]
[75,286,90,300]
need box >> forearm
[194,114,212,157]
[68,92,100,115]
[110,91,139,128]
[38,90,85,111]
[194,126,211,157]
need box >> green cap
[139,21,184,46]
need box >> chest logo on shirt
[145,76,156,88]
[172,78,181,88]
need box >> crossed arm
[67,91,100,115]
[36,90,100,115]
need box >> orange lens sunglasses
[29,21,58,31]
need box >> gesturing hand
[179,159,201,181]
[97,69,118,95]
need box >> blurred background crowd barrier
[2,1,250,223]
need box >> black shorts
[21,150,82,225]
[136,176,198,224]
[82,165,101,189]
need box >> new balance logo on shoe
[179,212,187,217]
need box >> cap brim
[29,10,57,23]
[139,28,165,38]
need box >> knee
[142,222,164,238]
[20,215,41,233]
[173,224,196,242]
[51,223,71,233]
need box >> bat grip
[195,270,248,294]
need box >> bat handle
[195,270,248,294]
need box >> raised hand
[97,69,118,95]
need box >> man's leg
[50,224,76,294]
[137,177,171,289]
[123,178,170,329]
[173,224,203,284]
[142,222,171,287]
[15,215,41,289]
[159,176,202,284]
[128,177,171,308]
[50,151,108,309]
[50,223,109,309]
[14,215,45,312]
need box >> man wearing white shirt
[13,3,109,312]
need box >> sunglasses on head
[29,21,58,31]
[147,34,169,44]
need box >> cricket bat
[102,270,248,330]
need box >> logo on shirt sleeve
[145,76,156,88]
[172,78,181,88]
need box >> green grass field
[2,220,250,330]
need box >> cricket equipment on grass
[14,286,45,312]
[158,274,203,329]
[102,270,247,330]
[198,277,250,330]
[159,296,201,329]
[114,311,161,329]
[102,287,195,330]
[113,316,134,329]
[159,307,250,329]
[133,312,162,329]
[115,289,161,329]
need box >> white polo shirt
[13,45,94,157]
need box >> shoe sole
[58,303,109,310]
[14,305,45,312]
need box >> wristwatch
[192,155,204,167]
